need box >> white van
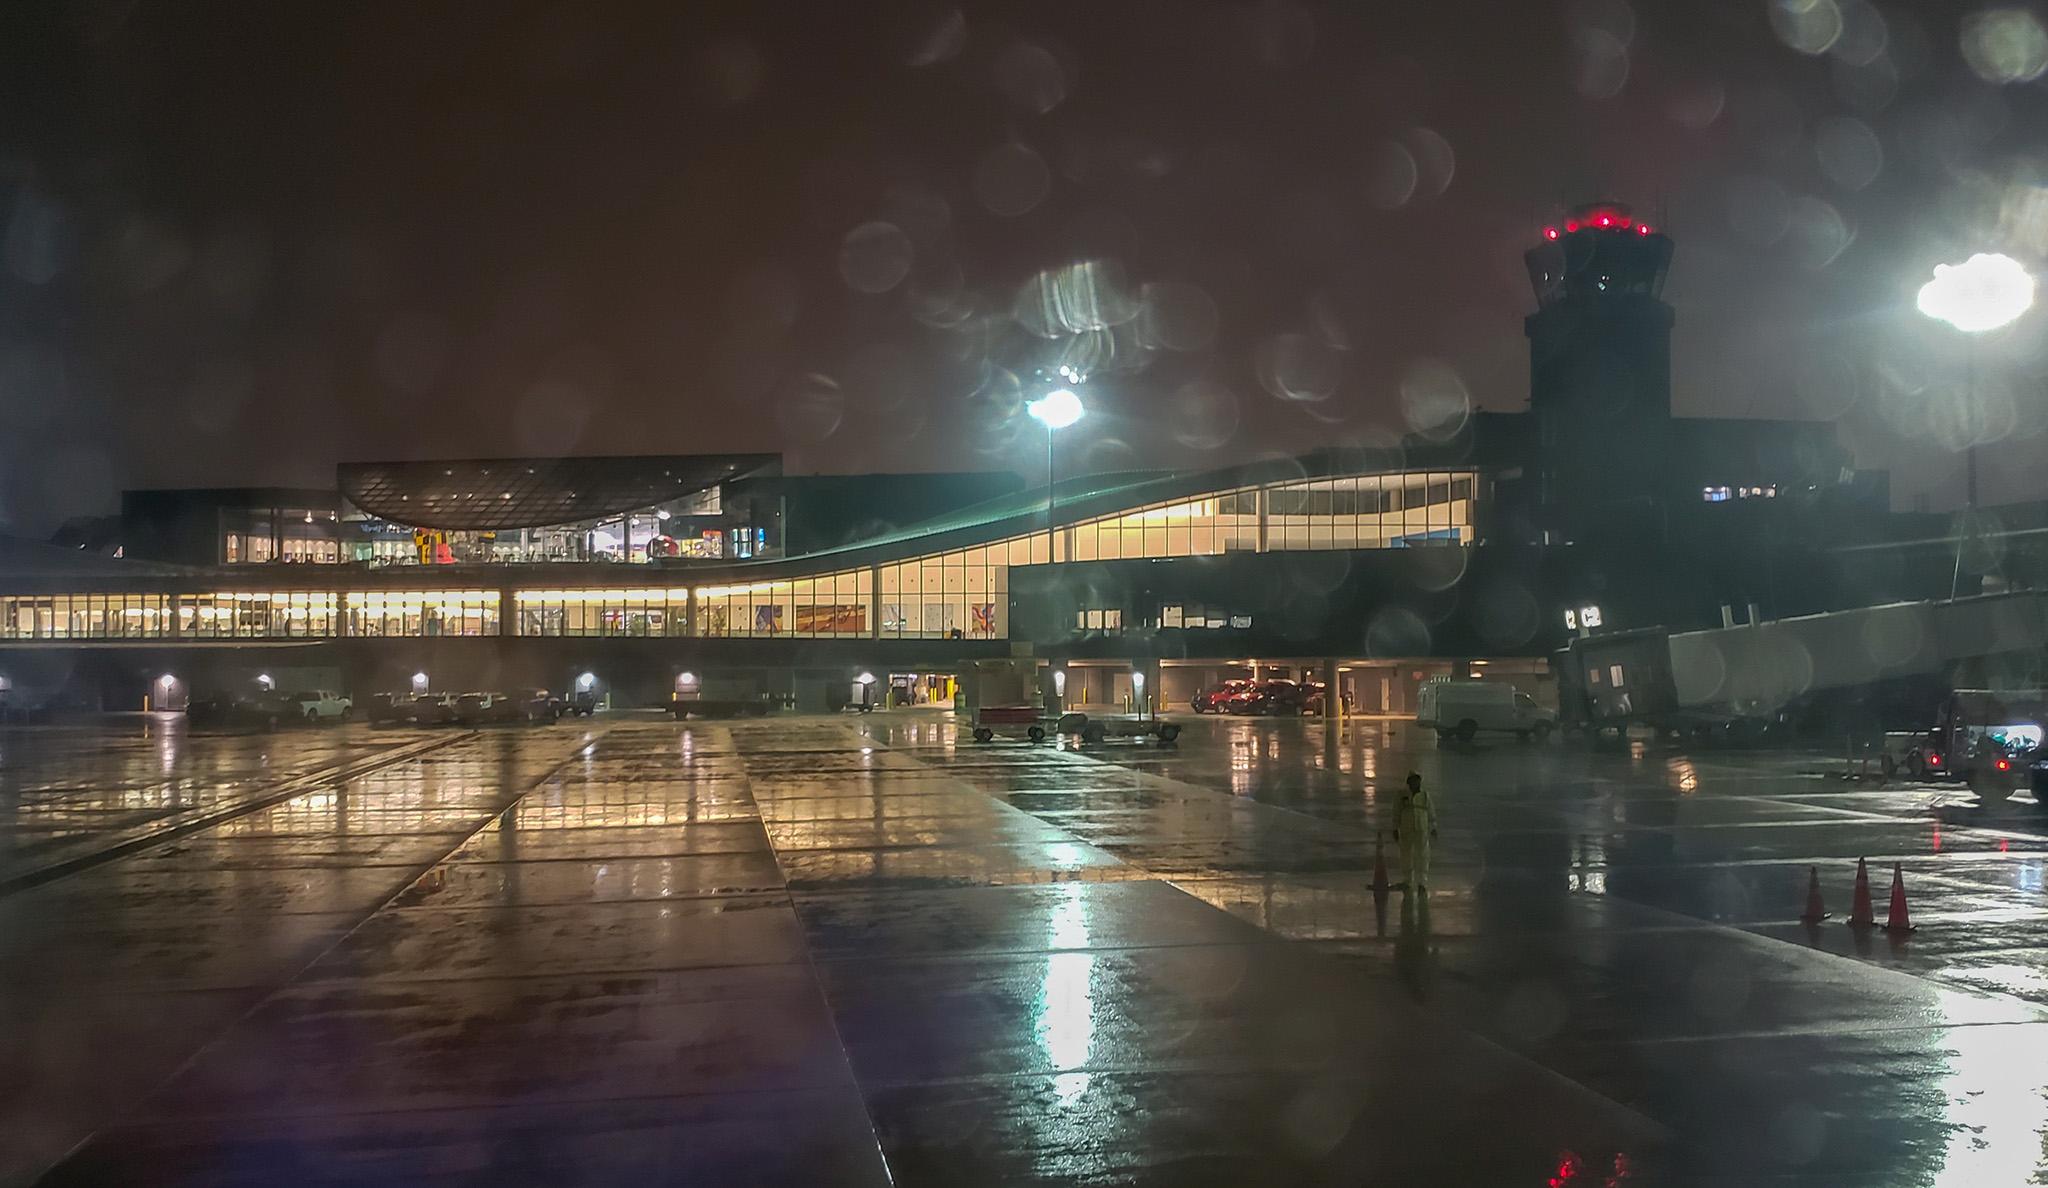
[1417,679,1554,743]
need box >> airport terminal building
[0,205,1966,713]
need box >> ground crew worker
[1393,771,1439,890]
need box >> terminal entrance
[887,672,956,709]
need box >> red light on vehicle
[1637,224,1652,235]
[1596,216,1611,226]
[1565,220,1579,232]
[1544,227,1560,240]
[1928,753,1942,767]
[1998,758,2011,771]
[1617,216,1633,228]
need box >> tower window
[1702,486,1731,502]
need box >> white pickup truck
[287,690,353,721]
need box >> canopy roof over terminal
[339,454,778,531]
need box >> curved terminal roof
[340,455,777,530]
[698,446,1422,580]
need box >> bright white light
[857,671,876,685]
[677,671,697,686]
[1918,253,2036,333]
[157,673,175,687]
[1027,388,1085,430]
[577,672,597,691]
[656,509,671,521]
[411,671,429,690]
[256,673,275,689]
[1054,670,1067,696]
[1132,671,1146,689]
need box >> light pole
[1917,252,2036,596]
[1026,387,1085,565]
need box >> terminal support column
[1321,656,1340,769]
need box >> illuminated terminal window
[696,569,876,639]
[345,591,497,637]
[515,589,690,637]
[1,594,174,640]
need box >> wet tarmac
[5,711,2047,1185]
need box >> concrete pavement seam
[0,730,477,898]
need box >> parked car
[404,692,461,725]
[286,690,353,721]
[364,692,411,726]
[1191,679,1252,714]
[501,689,562,722]
[188,692,292,730]
[453,692,513,725]
[1225,679,1326,716]
[1417,679,1555,743]
[562,691,598,717]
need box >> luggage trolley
[970,705,1181,746]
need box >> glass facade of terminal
[1,470,1475,644]
[217,489,755,568]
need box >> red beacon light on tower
[1547,203,1659,245]
[1527,201,1672,306]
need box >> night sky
[2,0,2045,535]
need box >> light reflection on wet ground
[4,711,2047,1184]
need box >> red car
[1226,679,1328,716]
[1190,679,1251,713]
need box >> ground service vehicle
[1418,679,1555,743]
[970,706,1181,745]
[1928,689,2048,803]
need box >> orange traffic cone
[1846,857,1875,927]
[1800,866,1829,923]
[1882,862,1916,934]
[1371,832,1390,896]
